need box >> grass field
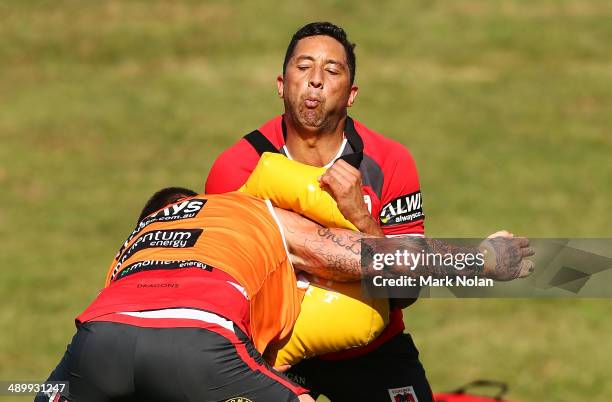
[1,1,611,401]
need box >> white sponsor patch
[388,385,419,402]
[363,194,372,214]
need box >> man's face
[278,35,358,131]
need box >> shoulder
[353,119,415,166]
[205,116,283,194]
[205,140,257,194]
[352,118,418,176]
[352,118,425,234]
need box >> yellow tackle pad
[240,152,389,366]
[240,152,358,230]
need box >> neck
[283,114,347,167]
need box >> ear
[276,75,284,98]
[347,84,359,107]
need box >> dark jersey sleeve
[205,139,262,194]
[378,145,425,236]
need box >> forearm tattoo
[290,227,365,281]
[316,228,361,255]
[362,237,486,280]
[293,220,525,281]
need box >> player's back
[81,192,301,353]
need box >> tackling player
[37,188,534,402]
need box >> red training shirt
[205,115,425,358]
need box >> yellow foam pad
[269,276,389,366]
[240,152,358,230]
[240,152,389,366]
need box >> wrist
[352,213,383,236]
[477,240,496,277]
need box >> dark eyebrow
[294,55,347,69]
[294,55,315,63]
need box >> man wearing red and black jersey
[206,22,433,402]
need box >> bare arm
[274,207,369,281]
[274,207,535,282]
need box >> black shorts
[287,333,434,402]
[36,321,305,402]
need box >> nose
[308,68,323,89]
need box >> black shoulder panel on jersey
[339,117,363,169]
[243,130,280,155]
[359,154,384,199]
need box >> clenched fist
[319,159,383,236]
[479,231,535,281]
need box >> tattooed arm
[373,234,535,281]
[273,207,368,281]
[273,208,535,282]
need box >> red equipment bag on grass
[434,380,517,402]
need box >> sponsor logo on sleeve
[111,229,203,280]
[113,259,212,282]
[115,198,207,259]
[388,386,419,402]
[379,191,423,226]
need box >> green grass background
[1,1,610,401]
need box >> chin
[298,113,325,129]
[301,121,326,131]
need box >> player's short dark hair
[138,187,197,223]
[283,22,356,84]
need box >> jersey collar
[280,115,364,169]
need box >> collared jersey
[77,192,301,353]
[205,115,425,358]
[206,115,425,235]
